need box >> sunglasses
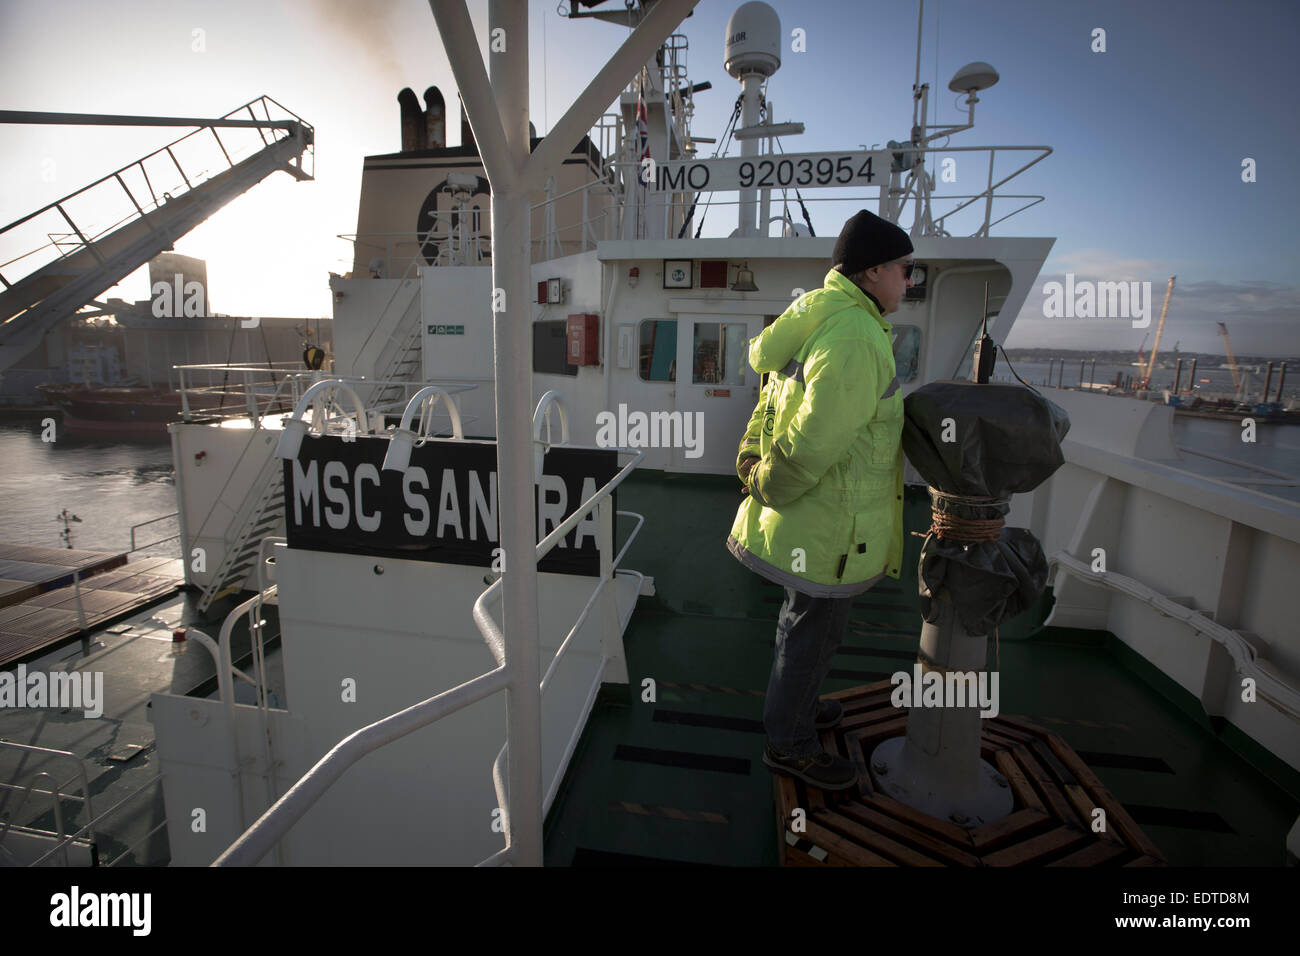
[894,260,917,280]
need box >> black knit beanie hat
[832,210,914,275]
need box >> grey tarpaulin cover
[901,381,1071,636]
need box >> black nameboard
[283,435,618,576]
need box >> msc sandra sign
[283,435,618,576]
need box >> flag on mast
[635,89,650,187]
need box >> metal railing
[0,96,312,287]
[1174,445,1300,488]
[213,439,647,867]
[129,512,180,552]
[603,144,1051,240]
[175,363,306,425]
[340,146,1048,276]
[25,773,167,867]
[0,741,96,866]
[341,226,489,277]
[185,582,284,861]
[1048,551,1300,720]
[174,365,478,431]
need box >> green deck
[542,472,1300,866]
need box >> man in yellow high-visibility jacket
[727,209,913,791]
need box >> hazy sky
[2,0,1296,356]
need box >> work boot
[762,742,857,791]
[814,698,843,729]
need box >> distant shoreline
[999,348,1297,364]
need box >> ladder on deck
[196,448,285,615]
[0,97,313,374]
[370,306,425,415]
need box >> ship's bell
[731,262,758,292]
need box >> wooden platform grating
[0,551,182,667]
[775,680,1167,867]
[0,543,129,611]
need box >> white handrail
[532,390,570,481]
[213,665,509,866]
[473,448,644,861]
[26,773,165,867]
[1047,551,1300,719]
[400,385,466,439]
[0,741,96,850]
[0,772,68,865]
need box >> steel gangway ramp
[0,96,313,374]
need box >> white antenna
[724,1,781,238]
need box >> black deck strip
[1030,737,1081,787]
[1073,750,1176,774]
[652,709,764,734]
[761,581,902,595]
[766,639,914,662]
[1123,804,1236,834]
[571,847,719,866]
[763,595,904,608]
[607,801,731,824]
[827,668,893,682]
[851,601,906,613]
[835,645,917,661]
[847,621,920,634]
[759,598,909,613]
[612,744,751,775]
[660,680,765,697]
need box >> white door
[673,313,766,474]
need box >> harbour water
[0,424,178,556]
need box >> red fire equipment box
[567,313,600,366]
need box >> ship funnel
[423,86,446,149]
[459,94,476,152]
[724,1,781,78]
[398,88,426,152]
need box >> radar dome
[948,61,999,93]
[724,2,781,78]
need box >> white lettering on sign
[653,151,889,193]
[293,457,504,543]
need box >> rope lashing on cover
[910,488,1009,544]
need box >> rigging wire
[772,136,816,236]
[678,95,741,239]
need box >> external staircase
[195,443,286,615]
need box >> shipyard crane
[0,98,313,376]
[1217,321,1242,392]
[1138,276,1175,389]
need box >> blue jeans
[763,586,852,757]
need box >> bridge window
[639,319,677,382]
[692,322,747,386]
